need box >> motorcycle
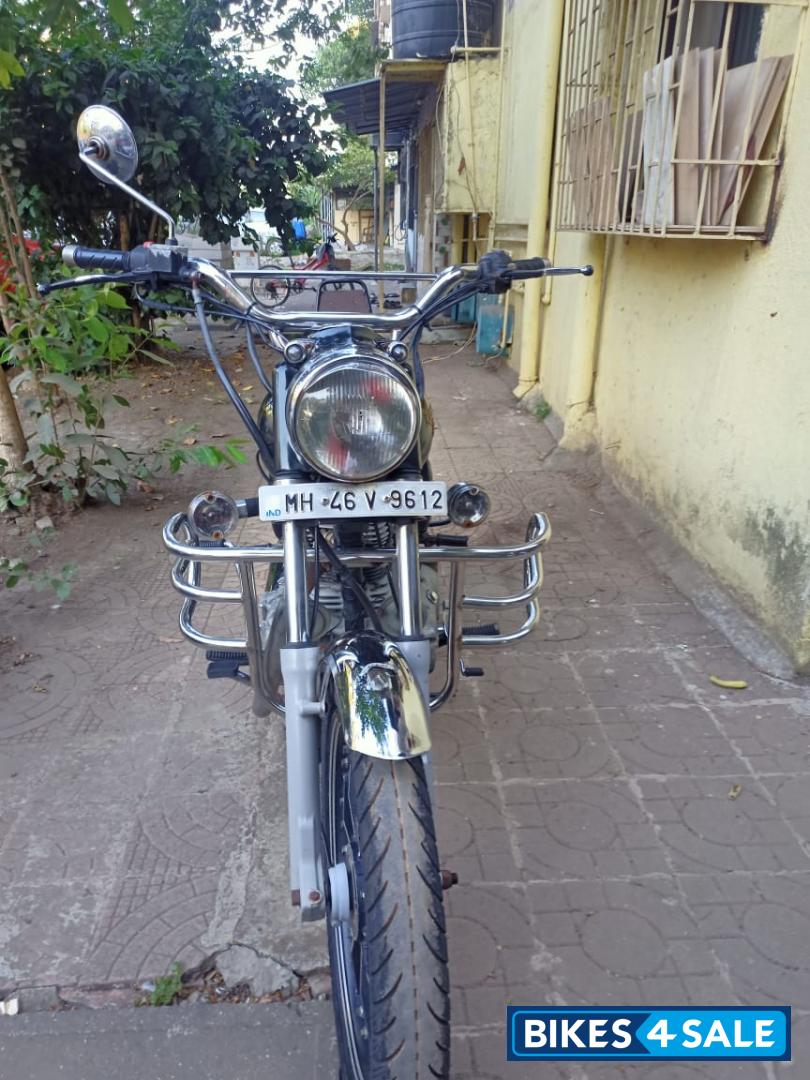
[250,233,339,311]
[44,104,592,1079]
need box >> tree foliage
[301,21,386,96]
[0,0,328,248]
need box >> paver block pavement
[2,346,809,1079]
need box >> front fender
[324,631,431,760]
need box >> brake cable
[315,528,383,634]
[192,286,275,475]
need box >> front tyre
[250,264,290,309]
[321,712,450,1079]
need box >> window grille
[555,0,806,237]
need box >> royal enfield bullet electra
[44,105,591,1079]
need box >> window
[554,0,805,237]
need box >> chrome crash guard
[163,511,549,919]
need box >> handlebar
[52,244,592,343]
[63,245,132,272]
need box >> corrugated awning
[322,77,437,146]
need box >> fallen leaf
[32,683,48,693]
[158,636,183,644]
[210,432,229,439]
[182,436,197,446]
[137,480,156,494]
[166,416,181,426]
[728,783,743,800]
[241,385,254,392]
[709,675,748,690]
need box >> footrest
[462,623,500,637]
[205,649,249,681]
[205,649,249,665]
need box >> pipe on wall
[514,0,568,398]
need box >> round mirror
[76,105,138,185]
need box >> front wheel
[250,263,290,309]
[321,713,450,1079]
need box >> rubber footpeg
[460,660,485,678]
[205,650,249,665]
[463,623,500,637]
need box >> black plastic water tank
[392,0,495,60]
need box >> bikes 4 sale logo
[507,1007,791,1061]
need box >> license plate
[258,480,448,522]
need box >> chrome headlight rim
[287,352,421,483]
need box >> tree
[298,0,391,250]
[320,135,394,250]
[300,21,386,96]
[0,0,334,85]
[0,1,327,250]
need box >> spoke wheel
[250,264,290,310]
[321,714,450,1080]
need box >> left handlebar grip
[62,245,131,272]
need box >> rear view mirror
[77,104,139,185]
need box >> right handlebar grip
[510,257,552,274]
[62,245,131,272]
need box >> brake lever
[510,264,594,282]
[37,270,157,296]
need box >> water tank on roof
[391,0,495,60]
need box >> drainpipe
[514,0,568,399]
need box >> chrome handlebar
[188,257,477,337]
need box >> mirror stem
[80,151,177,242]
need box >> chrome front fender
[324,631,431,760]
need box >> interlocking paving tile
[0,883,104,990]
[504,779,669,880]
[571,650,693,708]
[431,708,494,784]
[1,347,809,1080]
[527,877,733,1006]
[678,872,810,1007]
[670,644,802,702]
[636,777,810,874]
[445,884,539,1029]
[486,707,620,781]
[713,700,810,774]
[435,783,519,882]
[601,703,747,777]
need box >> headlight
[288,354,420,482]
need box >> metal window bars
[555,0,806,237]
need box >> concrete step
[0,1001,338,1080]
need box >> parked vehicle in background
[249,233,338,309]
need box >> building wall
[496,0,554,230]
[439,58,500,216]
[536,40,810,671]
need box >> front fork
[279,519,432,921]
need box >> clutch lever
[37,270,157,296]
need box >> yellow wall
[337,206,374,246]
[496,0,554,229]
[440,59,500,215]
[537,41,810,671]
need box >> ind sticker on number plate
[258,481,448,522]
